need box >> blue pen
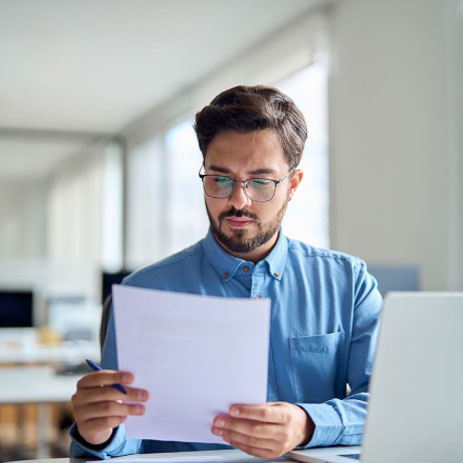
[85,359,127,394]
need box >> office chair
[100,293,112,353]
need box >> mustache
[218,207,260,224]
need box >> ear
[288,169,303,201]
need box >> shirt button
[223,272,229,279]
[242,266,250,273]
[275,271,280,277]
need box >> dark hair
[194,85,307,168]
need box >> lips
[226,217,254,228]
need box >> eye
[250,179,271,187]
[214,176,233,184]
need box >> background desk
[0,327,98,460]
[0,366,81,459]
[0,328,99,365]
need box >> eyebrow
[207,165,278,176]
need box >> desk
[0,365,81,459]
[8,448,294,463]
[0,328,100,364]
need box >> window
[276,62,329,248]
[165,120,209,256]
[126,136,164,268]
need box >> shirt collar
[202,228,288,281]
[263,228,288,280]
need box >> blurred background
[0,0,461,460]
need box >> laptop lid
[288,292,463,463]
[361,292,463,463]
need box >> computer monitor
[102,270,132,304]
[0,289,34,327]
[367,264,419,296]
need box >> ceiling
[0,0,321,179]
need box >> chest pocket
[289,332,345,403]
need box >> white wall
[329,0,463,290]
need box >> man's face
[203,128,302,260]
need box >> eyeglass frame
[198,165,296,202]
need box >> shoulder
[285,237,381,310]
[287,237,365,268]
[284,237,370,285]
[123,240,204,287]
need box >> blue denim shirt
[70,229,382,458]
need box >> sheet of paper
[112,284,270,444]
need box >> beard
[205,198,289,255]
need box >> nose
[228,181,252,210]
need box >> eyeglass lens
[203,176,275,201]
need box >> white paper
[112,284,270,443]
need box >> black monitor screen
[0,290,33,327]
[102,270,132,304]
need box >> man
[70,85,382,459]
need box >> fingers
[224,440,278,459]
[73,385,149,406]
[77,370,133,389]
[78,416,127,436]
[73,400,145,422]
[212,415,280,439]
[211,403,310,458]
[222,429,277,454]
[213,425,277,449]
[71,370,149,444]
[228,403,286,424]
[213,424,284,458]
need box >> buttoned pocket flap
[289,332,345,403]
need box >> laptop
[287,292,463,463]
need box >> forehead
[204,128,288,174]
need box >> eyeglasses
[198,167,295,202]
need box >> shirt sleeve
[69,307,144,458]
[297,260,383,448]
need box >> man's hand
[71,370,149,446]
[211,402,315,458]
